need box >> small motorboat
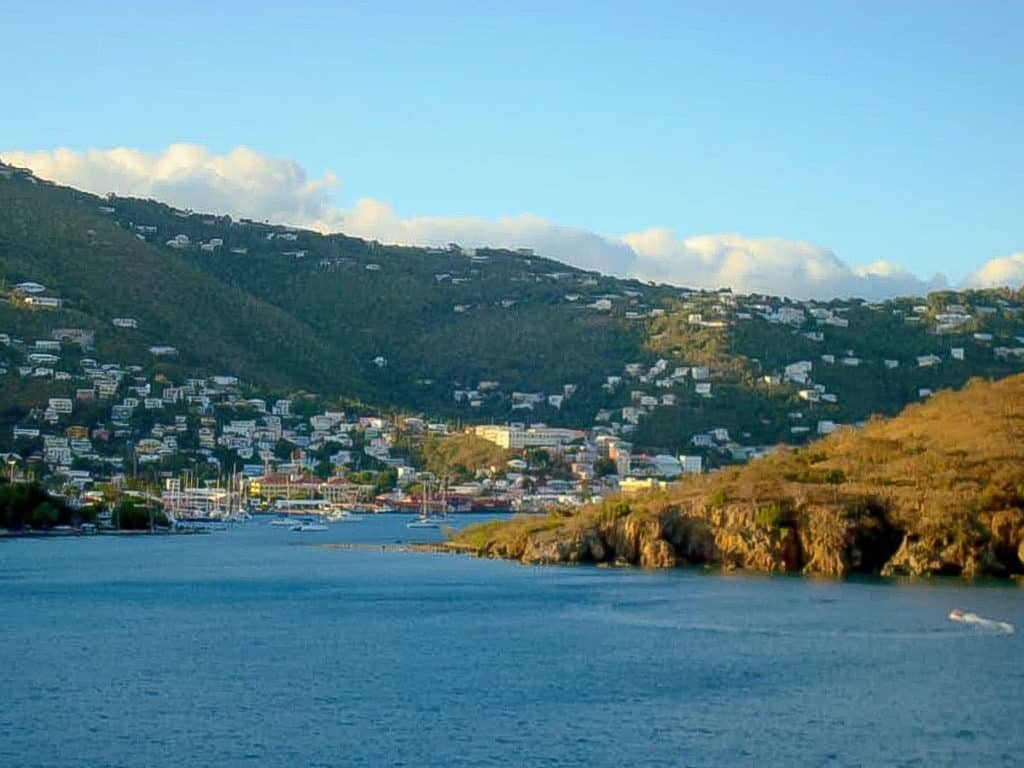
[326,510,363,523]
[292,523,328,532]
[948,608,1014,633]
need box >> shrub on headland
[755,502,795,530]
[113,499,169,530]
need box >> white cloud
[337,201,639,277]
[5,143,1011,300]
[2,144,338,226]
[962,253,1024,290]
[618,232,951,300]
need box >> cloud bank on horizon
[5,144,1019,300]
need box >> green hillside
[0,170,350,392]
[105,193,648,413]
[2,160,1023,454]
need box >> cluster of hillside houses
[1,308,717,508]
[445,289,1024,440]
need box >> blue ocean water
[1,515,1021,768]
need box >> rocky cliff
[452,495,912,576]
[452,494,1024,577]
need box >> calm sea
[1,515,1021,768]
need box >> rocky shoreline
[449,499,1024,579]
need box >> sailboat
[406,480,447,529]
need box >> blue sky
[2,1,1022,293]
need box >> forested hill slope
[2,160,1023,452]
[0,164,355,393]
[0,162,644,414]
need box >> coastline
[0,528,210,539]
[436,538,1024,584]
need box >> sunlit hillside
[454,374,1024,578]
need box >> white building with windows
[473,425,583,450]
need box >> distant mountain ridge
[2,160,1023,453]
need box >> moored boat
[406,516,444,529]
[292,522,328,532]
[406,481,448,529]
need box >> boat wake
[565,606,966,641]
[949,608,1014,634]
[565,605,1018,641]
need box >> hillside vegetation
[0,169,347,391]
[0,165,643,418]
[452,373,1024,578]
[2,161,1024,455]
[416,433,512,482]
